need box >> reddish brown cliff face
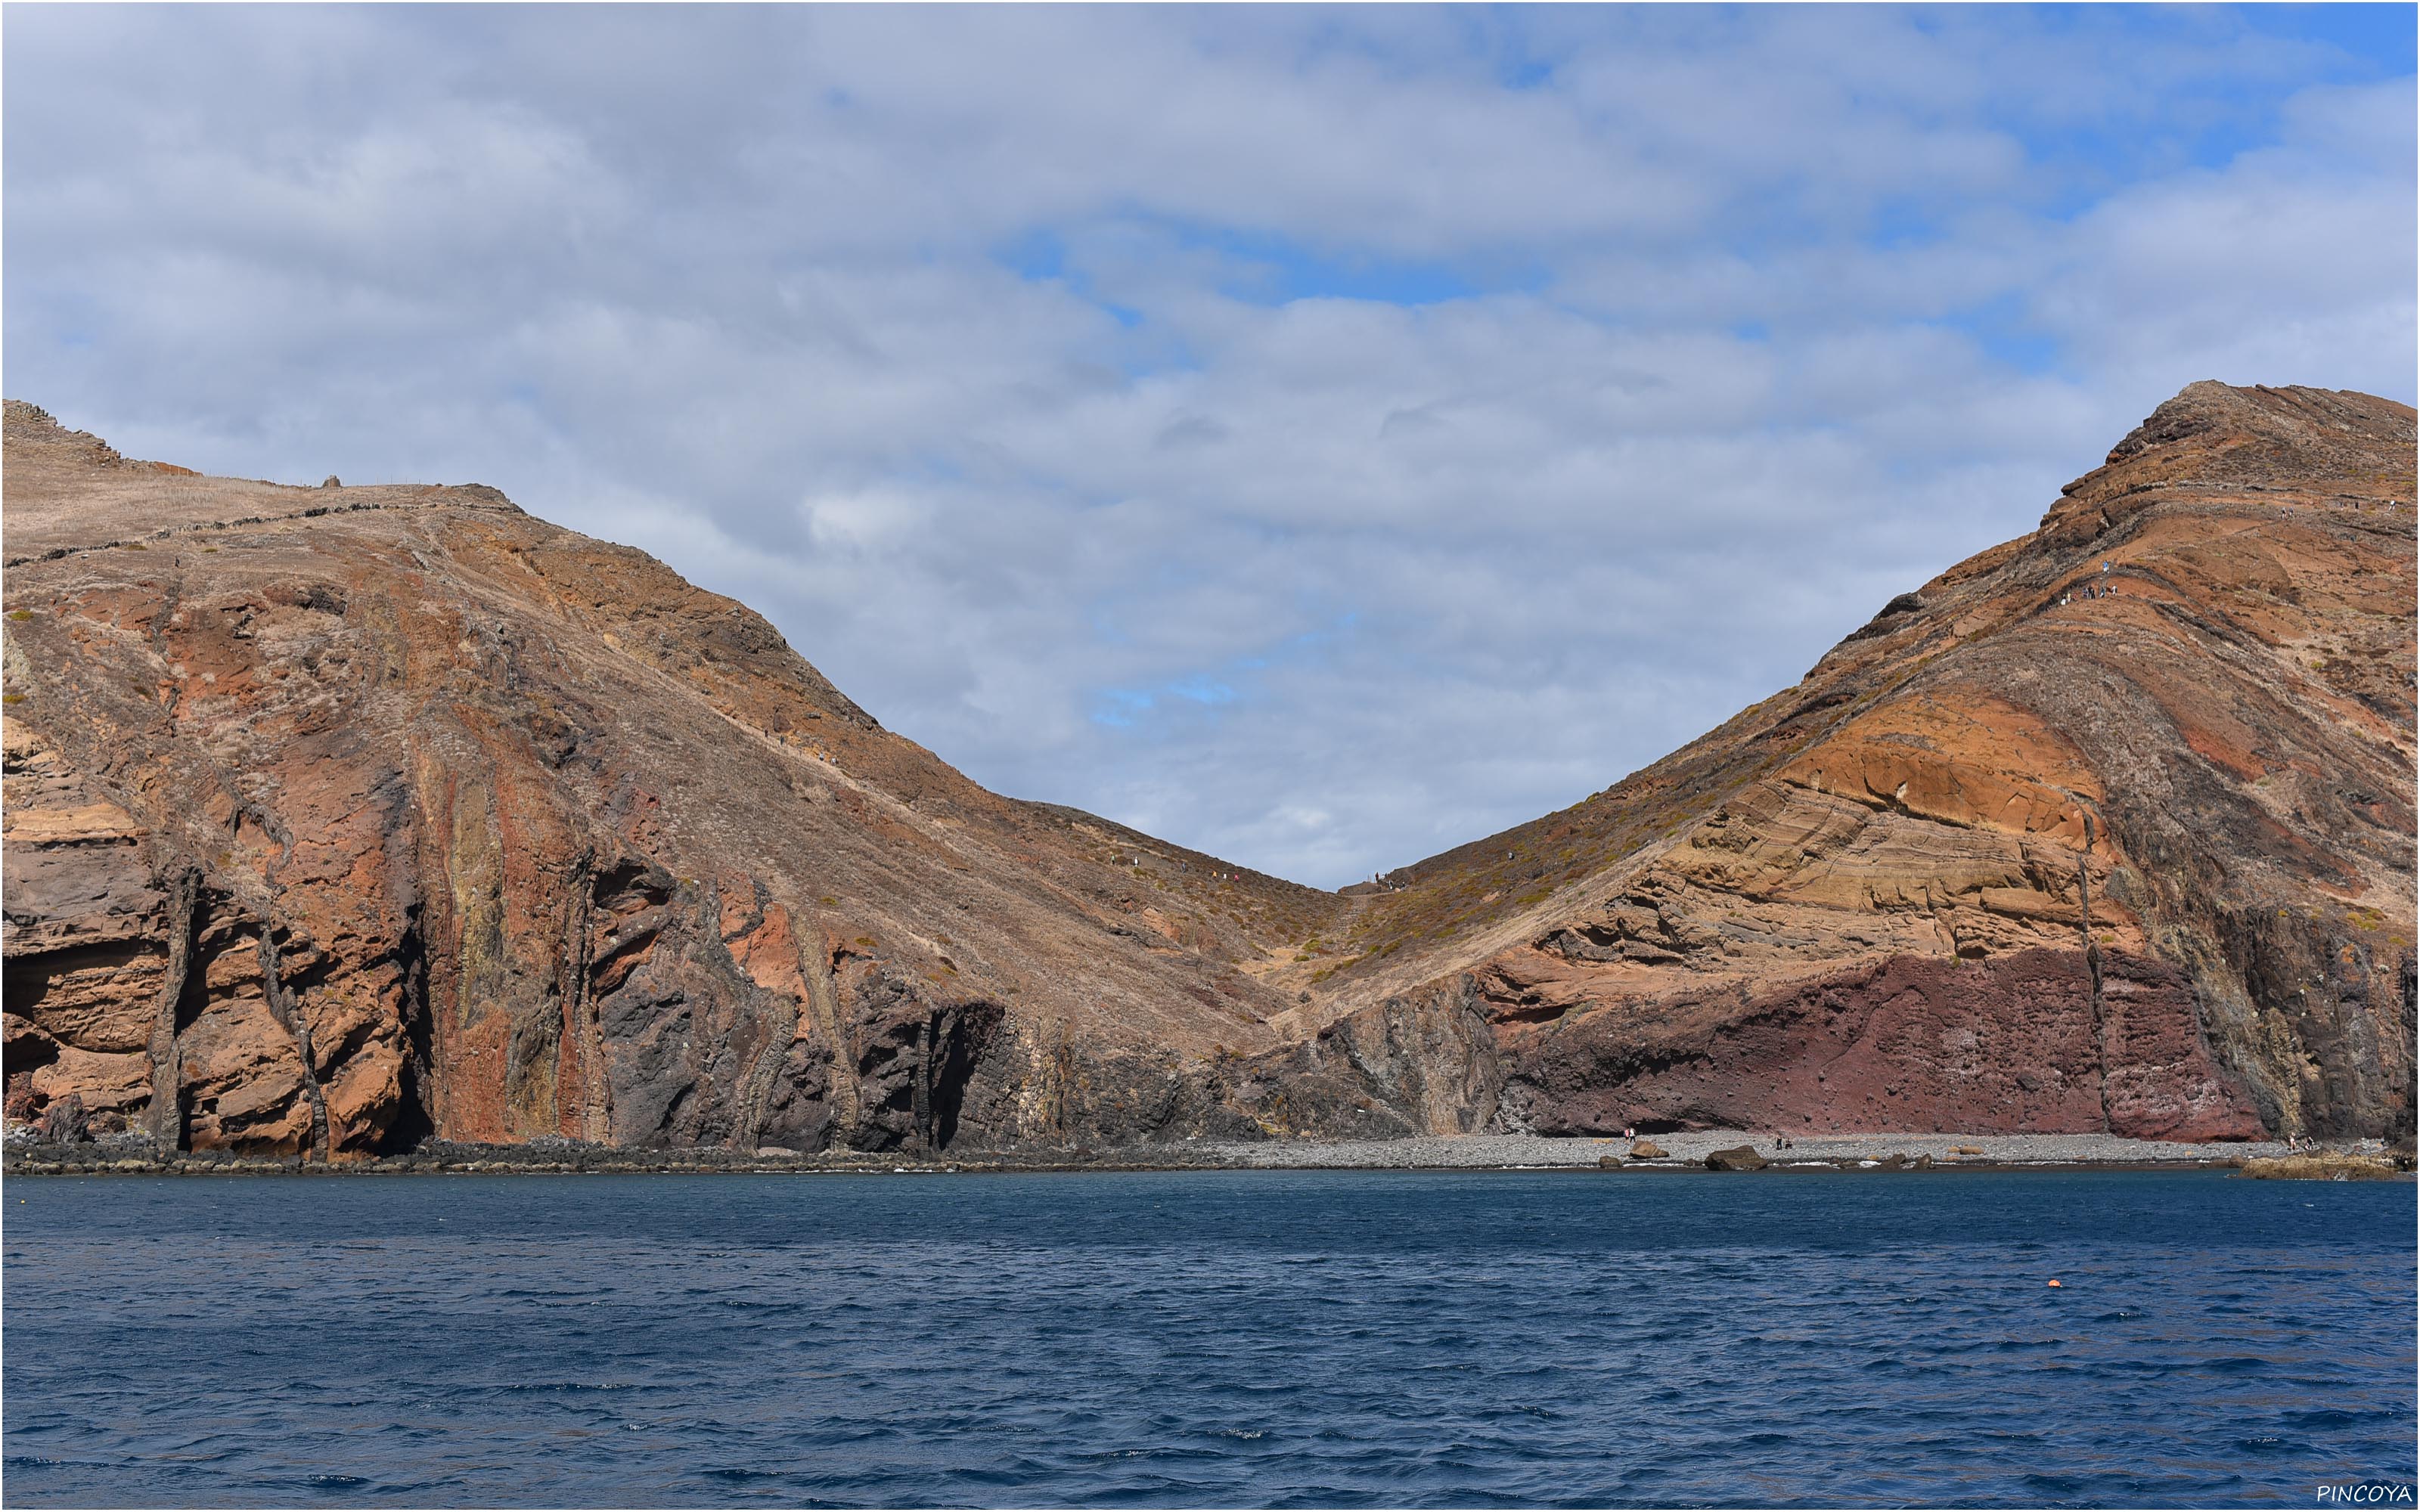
[4,383,2412,1157]
[0,401,1335,1157]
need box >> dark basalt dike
[4,383,2412,1160]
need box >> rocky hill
[5,383,2411,1158]
[0,401,1342,1157]
[1264,382,2416,1143]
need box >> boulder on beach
[1596,1154,1623,1169]
[1630,1140,1668,1160]
[1704,1145,1768,1172]
[34,1092,89,1143]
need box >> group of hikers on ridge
[2060,559,2121,609]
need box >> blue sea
[3,1168,2412,1507]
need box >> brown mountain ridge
[4,381,2412,1157]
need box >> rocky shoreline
[7,1129,2410,1178]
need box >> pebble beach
[17,1127,2397,1176]
[1187,1129,2300,1169]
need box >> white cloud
[5,8,2411,887]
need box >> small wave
[8,1169,2411,1505]
[256,1473,374,1492]
[2285,1408,2381,1430]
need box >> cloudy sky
[8,5,2413,888]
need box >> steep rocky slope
[5,383,2412,1157]
[0,401,1343,1157]
[1265,383,2415,1142]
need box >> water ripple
[3,1169,2412,1506]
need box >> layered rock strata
[1280,383,2415,1142]
[0,401,1331,1157]
[5,383,2411,1157]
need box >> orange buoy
[2046,1279,2062,1288]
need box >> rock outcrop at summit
[5,382,2412,1157]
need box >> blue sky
[6,5,2413,888]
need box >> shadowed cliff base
[4,382,2412,1161]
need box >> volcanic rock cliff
[4,383,2412,1158]
[1267,382,2416,1144]
[0,401,1336,1157]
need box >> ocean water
[2,1168,2412,1507]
